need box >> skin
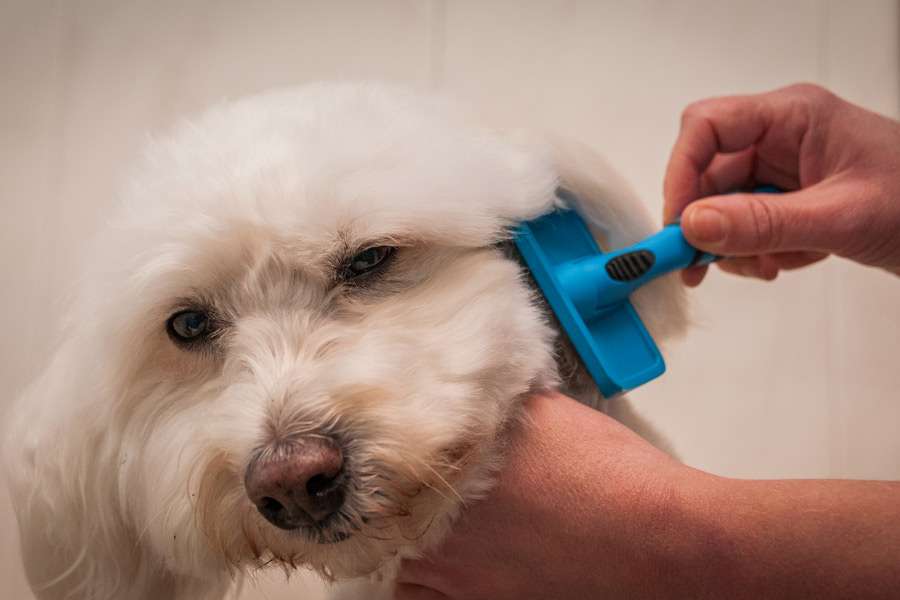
[395,391,900,600]
[395,84,900,599]
[664,82,900,285]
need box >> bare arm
[396,391,900,599]
[703,476,900,599]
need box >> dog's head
[5,82,684,597]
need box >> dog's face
[7,82,683,598]
[60,83,562,581]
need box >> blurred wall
[2,1,899,598]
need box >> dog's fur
[4,82,686,599]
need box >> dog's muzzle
[244,437,347,532]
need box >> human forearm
[678,477,900,599]
[396,392,900,599]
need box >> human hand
[393,390,900,600]
[664,83,900,286]
[393,390,709,600]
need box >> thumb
[680,190,824,257]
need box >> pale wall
[2,2,899,598]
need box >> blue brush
[514,187,778,398]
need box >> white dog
[4,82,686,599]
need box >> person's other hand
[394,390,707,600]
[664,83,900,285]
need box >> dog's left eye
[167,310,212,343]
[346,246,396,278]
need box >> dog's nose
[244,437,346,530]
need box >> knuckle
[680,99,714,126]
[783,82,837,111]
[784,82,825,97]
[747,196,783,252]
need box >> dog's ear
[4,354,128,599]
[544,135,688,344]
[3,345,200,600]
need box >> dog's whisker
[408,455,464,505]
[132,501,176,555]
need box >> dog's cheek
[421,253,558,404]
[331,251,558,470]
[116,385,264,577]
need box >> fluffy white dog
[4,82,686,599]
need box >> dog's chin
[292,522,356,546]
[278,509,374,546]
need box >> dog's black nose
[244,437,346,530]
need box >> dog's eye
[346,246,396,278]
[167,310,211,343]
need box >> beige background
[3,1,899,598]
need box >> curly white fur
[4,82,686,599]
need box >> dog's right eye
[167,310,211,343]
[345,246,396,279]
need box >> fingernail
[688,206,728,244]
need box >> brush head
[513,209,665,398]
[515,186,778,398]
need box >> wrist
[631,468,739,599]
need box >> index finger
[663,92,774,223]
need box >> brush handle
[554,186,781,316]
[554,223,716,315]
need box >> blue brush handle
[554,186,780,317]
[553,223,716,316]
